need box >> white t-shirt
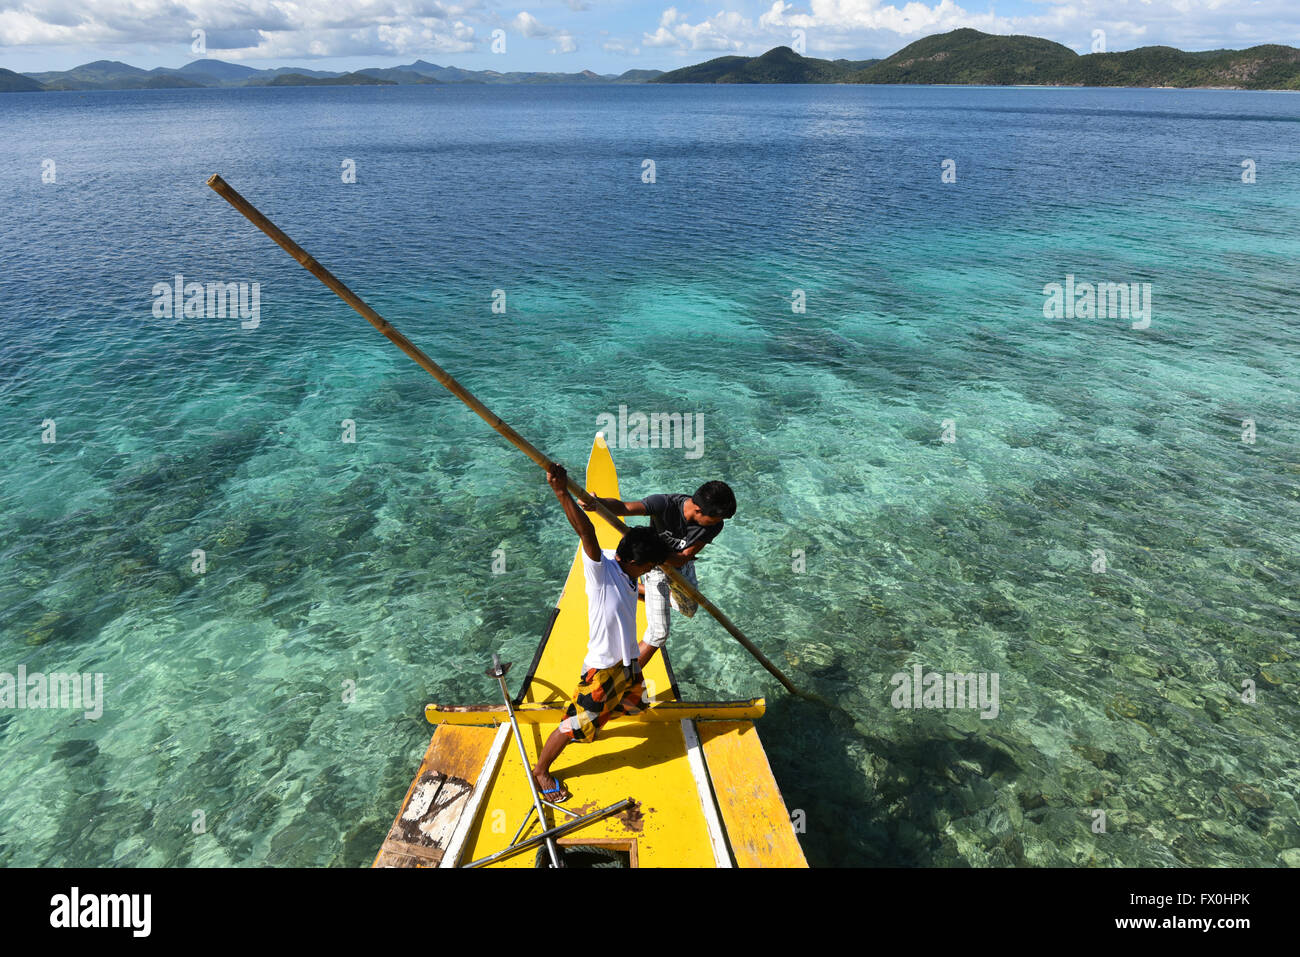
[581,548,640,670]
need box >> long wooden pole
[206,174,818,702]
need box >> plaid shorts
[558,662,645,743]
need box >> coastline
[7,81,1299,95]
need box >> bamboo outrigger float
[373,434,807,868]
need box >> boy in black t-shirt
[584,480,737,668]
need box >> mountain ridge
[12,57,662,91]
[11,30,1300,93]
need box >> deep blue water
[1,83,1298,866]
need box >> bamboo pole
[206,174,820,703]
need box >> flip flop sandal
[538,778,572,804]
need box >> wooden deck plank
[681,719,733,867]
[698,721,807,868]
[372,724,501,868]
[440,723,511,868]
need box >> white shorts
[643,562,698,649]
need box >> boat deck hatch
[535,839,638,868]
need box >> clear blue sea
[0,83,1297,866]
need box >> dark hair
[617,527,671,566]
[692,480,736,519]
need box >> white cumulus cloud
[0,0,479,59]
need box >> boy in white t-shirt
[530,464,671,803]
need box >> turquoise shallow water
[0,84,1298,866]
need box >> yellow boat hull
[375,433,806,868]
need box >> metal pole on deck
[487,655,563,869]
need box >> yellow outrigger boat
[373,433,807,868]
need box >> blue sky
[2,1,1297,74]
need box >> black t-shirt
[640,493,723,553]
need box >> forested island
[654,30,1300,90]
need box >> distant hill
[491,69,618,84]
[263,72,395,87]
[655,46,878,83]
[28,59,146,90]
[851,28,1300,89]
[177,59,261,83]
[654,55,748,83]
[0,68,44,92]
[616,69,666,83]
[356,67,443,84]
[1063,43,1300,89]
[26,59,146,87]
[853,29,1075,85]
[140,74,205,89]
[265,67,341,80]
